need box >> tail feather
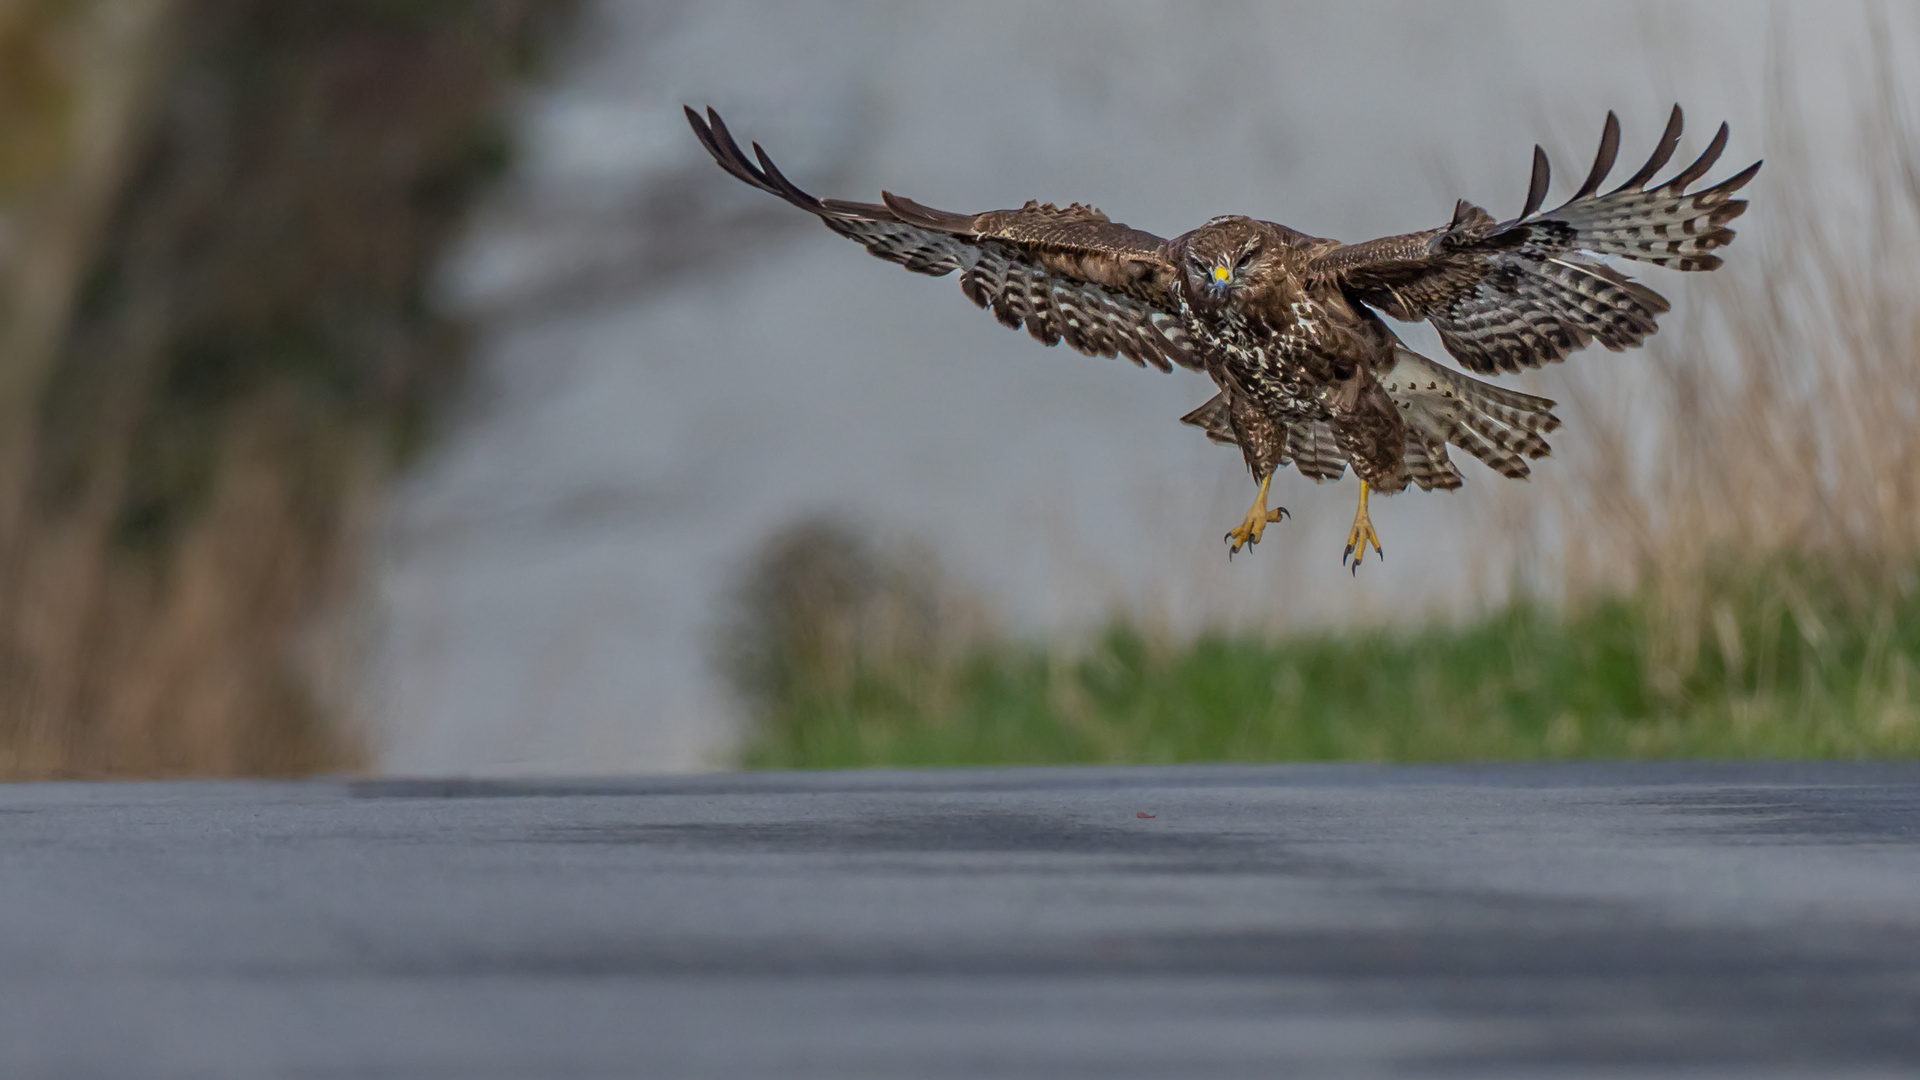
[1401,434,1463,492]
[1178,395,1238,446]
[1183,345,1554,487]
[1379,346,1559,480]
[1286,420,1348,483]
[1178,396,1347,482]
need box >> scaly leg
[1225,473,1289,558]
[1343,479,1383,572]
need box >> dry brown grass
[1541,39,1920,722]
[0,410,373,777]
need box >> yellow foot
[1343,479,1384,573]
[1225,474,1289,559]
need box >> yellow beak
[1211,265,1231,283]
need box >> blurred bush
[0,0,572,777]
[720,514,992,763]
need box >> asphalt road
[3,763,1919,1079]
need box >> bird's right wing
[687,107,1197,372]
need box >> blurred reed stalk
[0,0,570,778]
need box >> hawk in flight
[686,106,1757,569]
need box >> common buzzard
[686,106,1757,569]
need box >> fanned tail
[1378,347,1560,480]
[1182,345,1560,487]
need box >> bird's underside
[686,104,1758,571]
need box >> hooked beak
[1206,262,1233,296]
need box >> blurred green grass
[743,563,1920,769]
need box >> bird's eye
[1235,248,1258,271]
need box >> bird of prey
[686,105,1757,569]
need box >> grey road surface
[3,763,1918,1079]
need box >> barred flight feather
[1312,105,1757,376]
[685,107,1194,374]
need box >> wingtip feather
[1669,122,1730,190]
[1612,104,1686,194]
[1522,145,1551,218]
[1568,111,1621,202]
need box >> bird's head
[1181,217,1268,305]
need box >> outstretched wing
[1308,106,1761,374]
[686,107,1195,372]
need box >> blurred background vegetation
[0,0,570,777]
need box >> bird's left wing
[1306,106,1760,375]
[687,107,1196,372]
